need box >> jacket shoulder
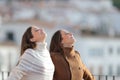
[75,50,81,55]
[50,52,63,60]
[51,52,62,57]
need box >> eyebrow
[64,31,69,34]
[34,28,40,30]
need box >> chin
[43,36,46,40]
[44,33,47,37]
[73,38,76,42]
[69,41,74,44]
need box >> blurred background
[0,0,120,80]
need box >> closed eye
[35,29,40,32]
[65,33,70,35]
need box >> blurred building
[0,0,120,35]
[0,21,120,76]
[0,42,19,72]
[0,0,120,77]
[75,36,120,76]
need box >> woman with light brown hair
[50,29,95,80]
[7,26,54,80]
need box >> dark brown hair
[20,27,36,56]
[50,30,63,53]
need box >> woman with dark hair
[50,30,95,80]
[7,26,54,80]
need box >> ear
[61,40,64,44]
[30,38,35,42]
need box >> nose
[40,28,45,33]
[38,28,42,31]
[69,33,73,36]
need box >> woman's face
[30,26,46,42]
[61,30,75,45]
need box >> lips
[70,36,74,38]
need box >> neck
[62,45,75,57]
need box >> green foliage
[113,0,120,9]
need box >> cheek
[31,33,35,39]
[33,33,39,39]
[32,31,36,36]
[63,35,69,39]
[62,38,68,43]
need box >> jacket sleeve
[75,51,95,80]
[83,63,95,80]
[7,49,37,80]
[51,53,57,80]
[53,71,57,80]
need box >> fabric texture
[7,42,54,80]
[51,46,95,80]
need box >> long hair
[50,30,63,53]
[20,27,36,56]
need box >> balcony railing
[94,75,120,80]
[0,71,10,80]
[0,71,120,80]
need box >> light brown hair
[20,27,36,56]
[50,30,63,53]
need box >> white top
[7,42,54,80]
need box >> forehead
[32,26,39,29]
[61,30,69,34]
[31,26,39,30]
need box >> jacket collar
[35,42,47,50]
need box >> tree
[113,0,120,10]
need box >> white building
[75,36,120,76]
[0,0,120,78]
[0,42,19,71]
[0,21,120,80]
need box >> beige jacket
[51,47,95,80]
